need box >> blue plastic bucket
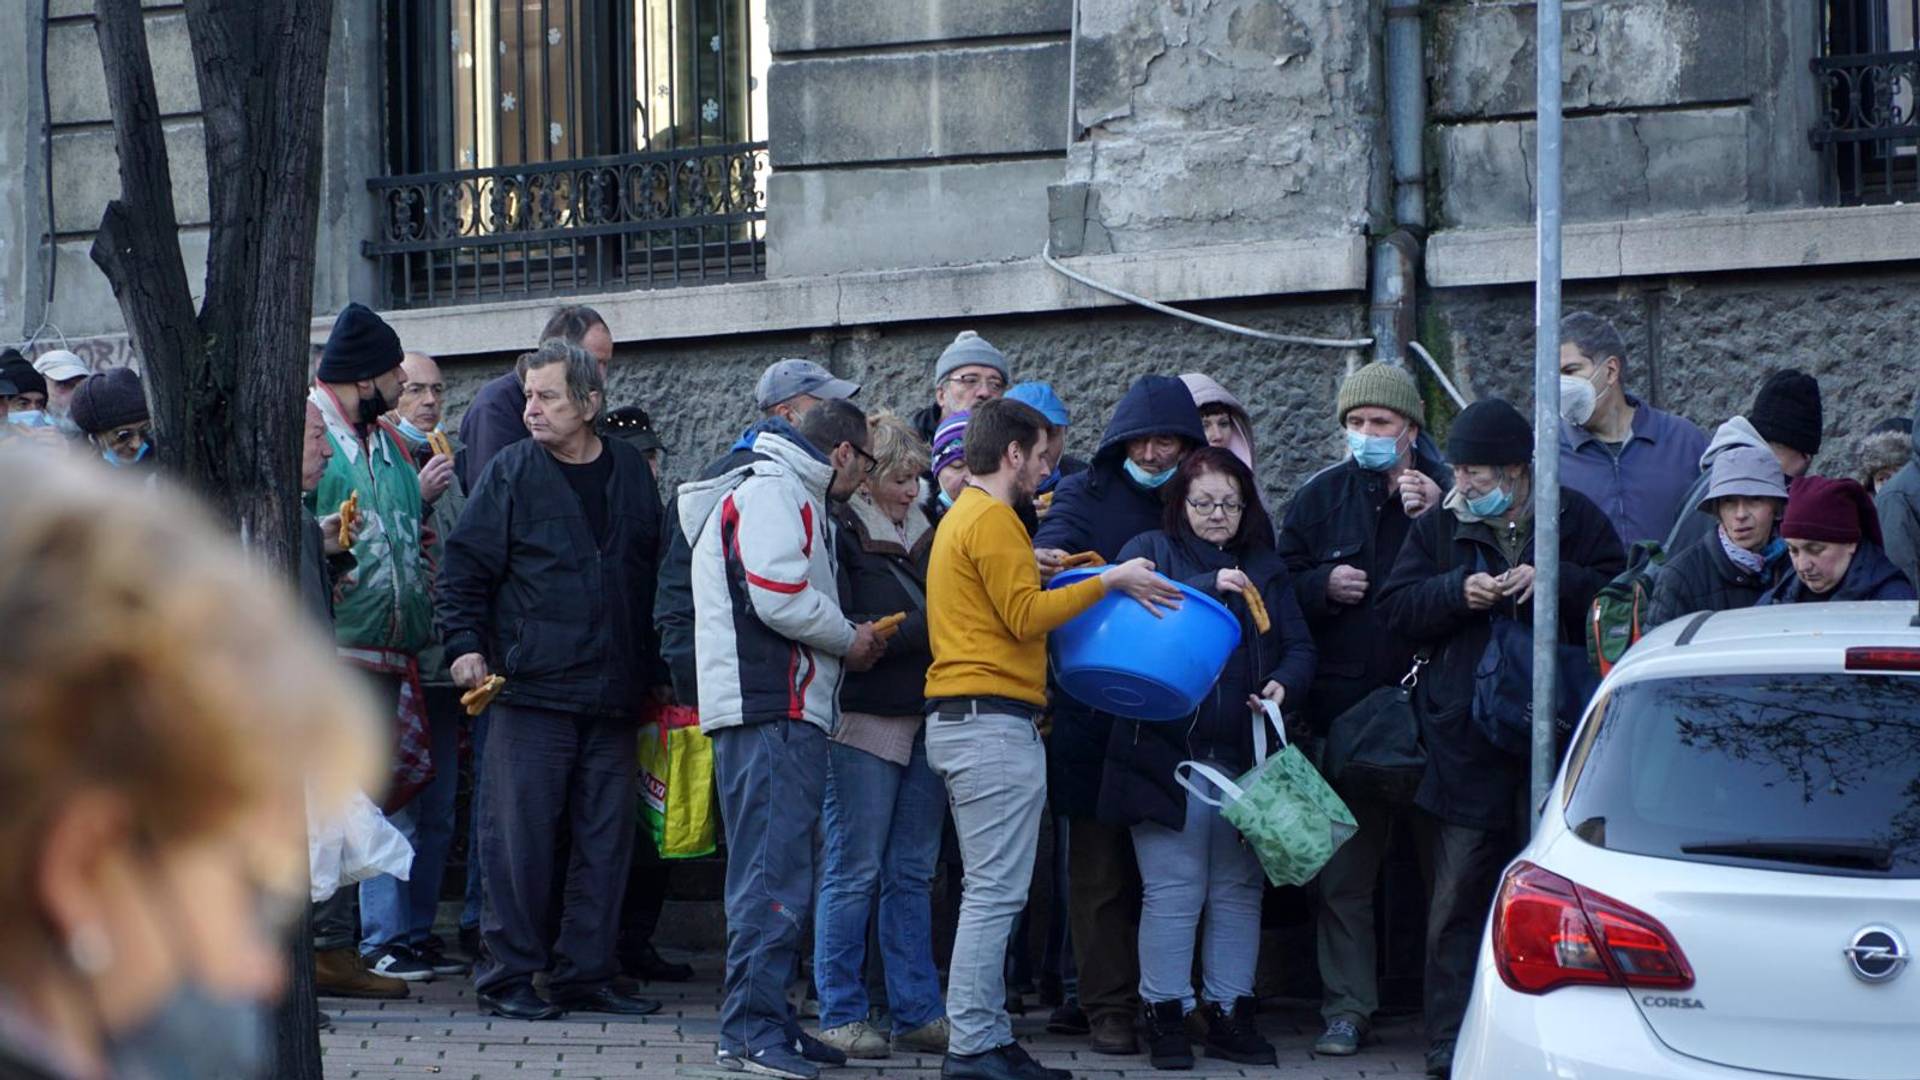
[1046,567,1243,721]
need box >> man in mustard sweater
[924,398,1180,1080]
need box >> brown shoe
[1089,1012,1139,1055]
[315,947,408,1000]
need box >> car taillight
[1845,646,1920,672]
[1493,861,1694,995]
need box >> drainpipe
[1370,0,1428,367]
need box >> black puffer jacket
[1758,542,1917,605]
[1277,440,1449,732]
[1645,530,1784,628]
[1377,489,1624,831]
[439,437,663,718]
[834,495,935,716]
[1097,528,1316,832]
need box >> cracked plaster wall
[1059,0,1378,254]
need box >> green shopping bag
[1175,701,1358,887]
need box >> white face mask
[1559,374,1597,427]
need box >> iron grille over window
[369,0,767,309]
[1813,0,1920,205]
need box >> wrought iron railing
[366,142,767,308]
[1812,50,1920,204]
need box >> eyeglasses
[944,373,1007,393]
[106,422,151,451]
[1186,498,1245,517]
[847,443,879,476]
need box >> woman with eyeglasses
[1096,446,1316,1071]
[0,448,382,1080]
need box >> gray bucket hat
[1698,444,1788,513]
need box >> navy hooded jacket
[1032,375,1207,818]
[1757,542,1916,605]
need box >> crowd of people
[1,303,1915,1080]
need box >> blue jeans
[1130,786,1265,1010]
[713,721,829,1055]
[815,734,947,1032]
[461,709,490,931]
[361,687,462,954]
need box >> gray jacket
[1875,397,1920,590]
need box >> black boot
[1143,1000,1194,1071]
[1196,998,1275,1066]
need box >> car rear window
[1564,672,1920,878]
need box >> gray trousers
[1421,818,1514,1045]
[1131,787,1265,1010]
[712,721,829,1055]
[1316,793,1398,1027]
[925,710,1046,1057]
[474,703,638,999]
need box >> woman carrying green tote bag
[1176,700,1358,887]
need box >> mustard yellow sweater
[925,488,1108,707]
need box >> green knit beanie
[1336,362,1424,426]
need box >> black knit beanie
[1749,368,1823,456]
[70,367,149,435]
[1447,398,1533,466]
[316,302,403,384]
[0,356,46,399]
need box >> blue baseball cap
[1006,381,1070,427]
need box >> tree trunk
[89,2,337,1077]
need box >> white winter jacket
[679,428,856,734]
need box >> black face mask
[357,386,390,427]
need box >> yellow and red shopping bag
[636,702,718,859]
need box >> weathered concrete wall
[0,0,44,341]
[1428,0,1823,229]
[1425,265,1920,474]
[1056,0,1379,256]
[764,0,1072,278]
[436,295,1374,510]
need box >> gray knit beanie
[935,331,1008,384]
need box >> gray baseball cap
[1698,444,1788,512]
[755,358,860,411]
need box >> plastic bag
[309,789,414,903]
[637,703,718,859]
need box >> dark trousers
[1067,818,1141,1024]
[475,702,638,999]
[618,818,671,964]
[1318,793,1426,1027]
[1419,816,1515,1045]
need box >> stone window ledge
[1425,204,1920,289]
[323,234,1367,359]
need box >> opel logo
[1845,926,1909,983]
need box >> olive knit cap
[1336,362,1424,426]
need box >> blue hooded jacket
[1033,374,1207,818]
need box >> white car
[1453,601,1920,1079]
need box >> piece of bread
[874,612,907,640]
[1241,583,1271,634]
[460,674,506,716]
[1060,551,1106,570]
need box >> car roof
[1608,601,1920,684]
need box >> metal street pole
[1531,0,1565,827]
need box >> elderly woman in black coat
[1097,447,1316,1071]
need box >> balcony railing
[1811,49,1920,205]
[366,141,767,309]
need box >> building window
[370,0,769,309]
[1814,0,1920,205]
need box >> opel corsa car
[1453,602,1920,1079]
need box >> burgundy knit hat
[1780,475,1883,546]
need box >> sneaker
[414,936,471,976]
[894,1017,951,1054]
[1425,1039,1455,1078]
[815,1020,890,1059]
[793,1030,847,1066]
[740,1044,819,1080]
[314,947,407,999]
[366,944,436,983]
[716,1048,744,1072]
[1314,1017,1363,1056]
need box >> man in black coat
[1377,399,1624,1078]
[439,340,666,1022]
[1276,363,1444,1058]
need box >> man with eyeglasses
[913,331,1010,447]
[70,367,155,467]
[679,396,887,1079]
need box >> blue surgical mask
[394,416,434,448]
[1465,481,1515,518]
[937,488,956,509]
[101,440,152,468]
[7,409,50,429]
[1346,429,1403,472]
[1124,458,1175,489]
